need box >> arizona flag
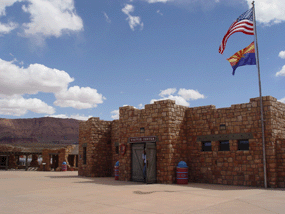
[227,42,256,75]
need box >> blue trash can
[177,161,188,184]
[62,161,67,171]
[115,161,119,180]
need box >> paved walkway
[0,171,284,214]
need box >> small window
[202,141,212,151]
[219,140,229,151]
[115,142,119,154]
[238,140,249,150]
[83,147,87,165]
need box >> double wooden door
[131,143,156,183]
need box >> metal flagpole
[252,1,267,188]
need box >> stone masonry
[40,145,77,171]
[78,118,112,177]
[78,96,285,187]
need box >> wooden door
[146,143,156,184]
[0,156,8,169]
[132,143,144,182]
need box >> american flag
[219,8,254,54]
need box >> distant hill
[0,117,80,152]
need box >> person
[142,150,146,181]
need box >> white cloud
[0,0,20,34]
[144,0,221,7]
[159,88,177,97]
[122,4,144,31]
[245,0,285,25]
[46,114,92,121]
[177,88,205,100]
[0,57,105,116]
[278,97,285,103]
[151,88,205,107]
[0,22,18,34]
[54,86,105,109]
[103,12,111,23]
[157,10,163,16]
[111,110,119,119]
[138,103,144,109]
[0,58,74,96]
[0,0,20,16]
[0,95,55,116]
[21,0,83,44]
[145,0,170,3]
[276,65,285,77]
[0,0,83,42]
[279,51,285,59]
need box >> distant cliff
[0,117,80,152]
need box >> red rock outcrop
[0,117,80,152]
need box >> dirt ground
[0,170,284,214]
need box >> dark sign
[129,136,156,143]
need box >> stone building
[40,145,79,171]
[78,96,285,188]
[0,144,41,170]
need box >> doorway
[50,154,59,170]
[0,155,8,170]
[131,142,156,183]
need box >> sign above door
[128,136,157,144]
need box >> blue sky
[0,0,284,121]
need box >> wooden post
[25,155,28,171]
[5,155,9,170]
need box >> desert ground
[1,170,284,214]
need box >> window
[202,141,212,151]
[219,140,229,151]
[83,146,86,165]
[115,142,119,154]
[238,140,249,150]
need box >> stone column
[29,154,39,167]
[8,155,17,169]
[25,155,28,171]
[5,155,8,170]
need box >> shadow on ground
[47,174,144,186]
[45,173,285,191]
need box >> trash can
[62,161,67,171]
[176,161,188,184]
[114,161,119,180]
[42,163,46,171]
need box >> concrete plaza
[0,170,284,214]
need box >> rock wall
[29,155,39,167]
[118,100,188,183]
[78,96,285,187]
[271,99,285,187]
[78,118,112,177]
[111,120,120,176]
[41,148,66,171]
[40,145,76,171]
